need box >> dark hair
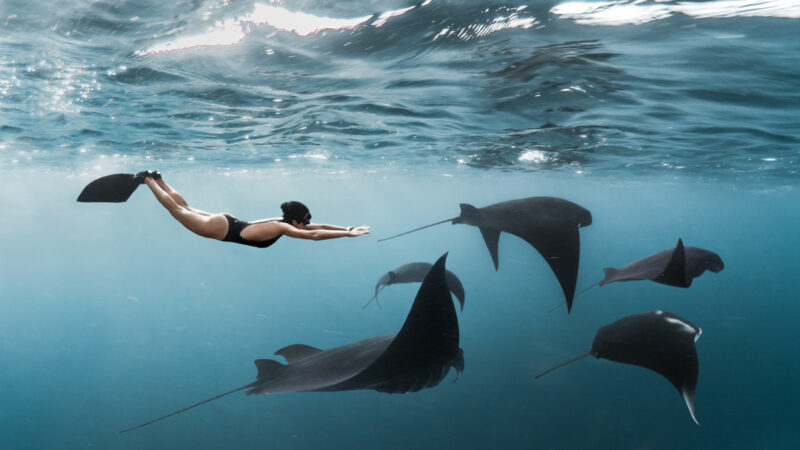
[281,201,310,224]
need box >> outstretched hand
[349,225,370,237]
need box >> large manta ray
[121,253,463,433]
[535,310,702,424]
[379,197,592,313]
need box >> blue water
[1,0,799,448]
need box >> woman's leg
[154,178,213,216]
[143,177,228,239]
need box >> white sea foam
[141,2,539,54]
[248,4,372,36]
[551,0,800,26]
[519,150,550,163]
[140,2,415,55]
[373,5,417,27]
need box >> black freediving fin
[655,238,689,287]
[77,173,141,203]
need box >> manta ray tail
[534,353,592,380]
[548,282,599,312]
[119,382,255,433]
[577,281,600,295]
[377,218,457,242]
[547,302,564,313]
[361,286,385,310]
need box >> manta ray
[599,238,724,288]
[535,310,702,424]
[552,239,724,312]
[121,253,463,433]
[379,197,592,312]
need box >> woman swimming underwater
[138,171,369,247]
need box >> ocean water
[1,1,798,449]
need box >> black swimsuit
[222,214,281,248]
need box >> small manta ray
[552,239,724,312]
[364,262,465,310]
[121,253,463,434]
[534,310,702,424]
[598,238,724,288]
[379,197,592,313]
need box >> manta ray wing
[507,222,581,312]
[592,311,701,424]
[653,238,689,287]
[332,253,461,393]
[479,228,502,271]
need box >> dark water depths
[1,1,799,449]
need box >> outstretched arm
[280,222,369,241]
[305,223,369,232]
